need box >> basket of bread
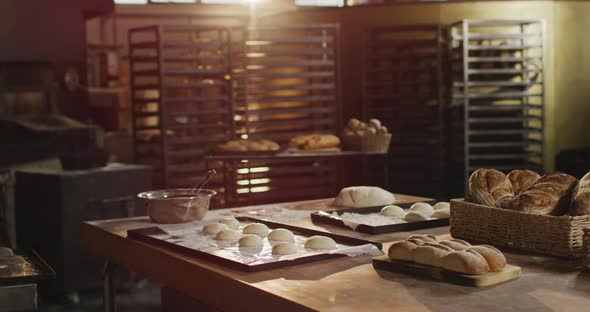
[450,169,590,258]
[343,118,391,153]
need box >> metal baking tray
[0,249,56,286]
[127,217,382,272]
[310,201,448,235]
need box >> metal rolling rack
[448,19,546,195]
[128,25,234,190]
[362,25,448,198]
[209,24,342,207]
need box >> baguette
[442,250,490,275]
[467,245,506,272]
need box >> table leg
[102,261,117,312]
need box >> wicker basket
[342,134,392,153]
[450,199,590,259]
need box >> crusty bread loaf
[570,171,590,216]
[442,250,490,275]
[467,245,507,272]
[507,169,541,194]
[388,241,419,261]
[511,172,578,215]
[468,169,514,207]
[439,239,471,251]
[412,243,454,267]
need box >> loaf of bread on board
[570,171,590,216]
[412,243,454,268]
[442,250,490,275]
[507,169,541,194]
[467,245,507,272]
[468,169,514,207]
[511,172,578,215]
[388,241,419,261]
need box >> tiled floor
[37,280,161,312]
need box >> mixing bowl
[138,189,217,224]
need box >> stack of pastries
[388,235,507,275]
[467,168,590,216]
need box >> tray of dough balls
[372,235,521,287]
[0,247,55,286]
[311,201,450,234]
[126,217,383,272]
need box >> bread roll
[439,239,471,251]
[412,243,454,267]
[380,205,405,217]
[369,118,381,128]
[507,169,541,194]
[468,169,514,207]
[442,250,490,275]
[571,171,590,216]
[432,209,450,219]
[403,211,429,222]
[468,245,507,272]
[304,236,337,249]
[433,202,450,211]
[388,241,419,261]
[409,202,434,216]
[512,172,578,215]
[332,186,395,208]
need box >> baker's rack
[362,25,448,198]
[448,19,546,195]
[128,25,234,189]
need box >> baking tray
[127,216,382,272]
[310,201,448,234]
[0,249,56,286]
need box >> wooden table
[81,196,590,312]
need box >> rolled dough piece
[432,209,450,219]
[433,202,450,211]
[409,202,434,216]
[268,228,294,241]
[202,223,229,235]
[242,223,270,237]
[215,229,240,241]
[332,186,395,208]
[403,211,429,222]
[218,218,240,230]
[304,236,337,250]
[272,242,298,255]
[239,234,263,247]
[380,205,405,217]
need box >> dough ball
[268,228,294,241]
[218,217,240,230]
[304,235,337,250]
[333,186,395,208]
[215,229,240,241]
[0,247,13,257]
[404,211,430,222]
[377,126,388,135]
[202,223,229,235]
[239,234,263,247]
[272,242,298,255]
[432,209,450,219]
[433,202,450,211]
[367,127,377,135]
[369,118,381,128]
[347,118,361,130]
[242,223,270,237]
[380,205,405,217]
[409,202,434,217]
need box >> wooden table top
[81,196,590,312]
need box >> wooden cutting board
[372,255,521,287]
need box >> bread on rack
[332,186,395,208]
[507,169,541,194]
[288,134,340,151]
[216,139,280,153]
[468,169,514,207]
[570,171,590,216]
[510,172,578,215]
